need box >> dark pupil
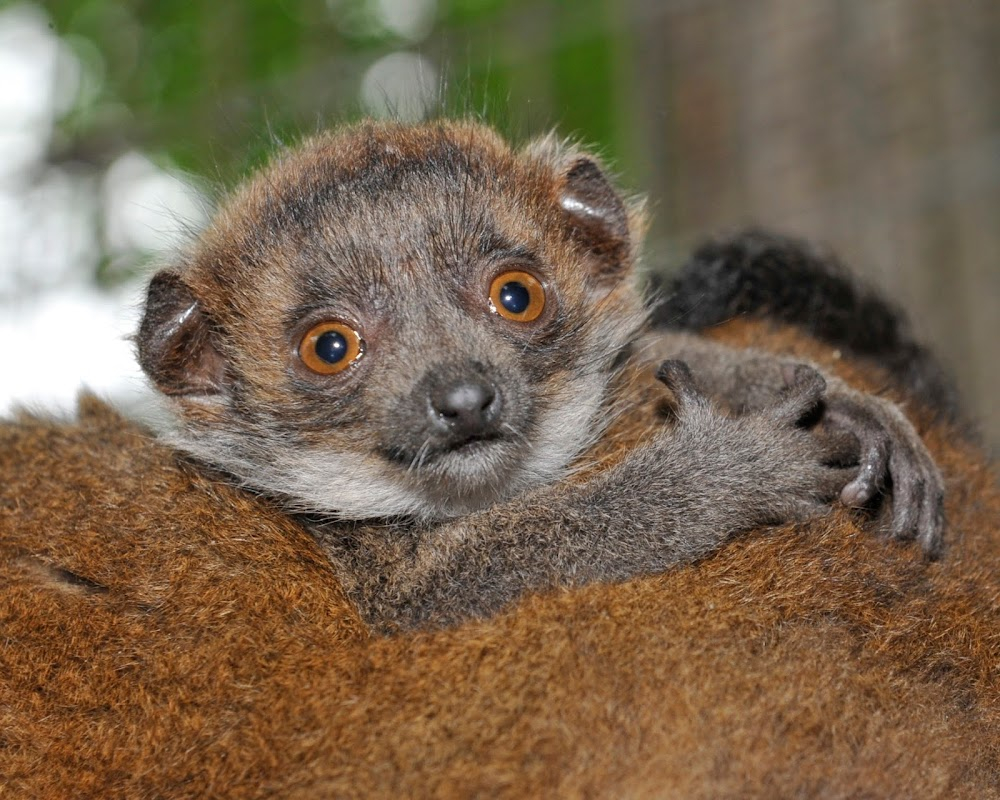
[315,330,348,364]
[499,281,530,314]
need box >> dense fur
[2,121,992,794]
[135,121,944,631]
[1,318,996,798]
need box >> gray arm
[318,363,854,632]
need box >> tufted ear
[136,270,227,397]
[557,156,635,285]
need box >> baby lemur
[137,120,944,632]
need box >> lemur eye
[299,322,364,374]
[488,270,545,322]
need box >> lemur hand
[814,376,945,557]
[654,360,857,531]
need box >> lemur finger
[891,442,945,557]
[889,464,923,542]
[840,430,890,507]
[655,360,708,409]
[917,488,945,559]
[767,364,826,425]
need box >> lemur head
[138,120,648,519]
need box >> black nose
[430,376,503,437]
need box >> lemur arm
[320,330,945,633]
[316,363,855,632]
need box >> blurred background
[1,0,997,448]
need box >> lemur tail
[651,229,963,425]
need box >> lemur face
[138,121,647,519]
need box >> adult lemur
[138,120,943,632]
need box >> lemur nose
[431,377,502,435]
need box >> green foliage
[38,0,636,184]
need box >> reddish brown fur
[2,317,997,798]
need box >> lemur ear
[137,270,227,397]
[557,156,633,282]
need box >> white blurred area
[339,0,439,121]
[360,51,438,121]
[0,4,207,421]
